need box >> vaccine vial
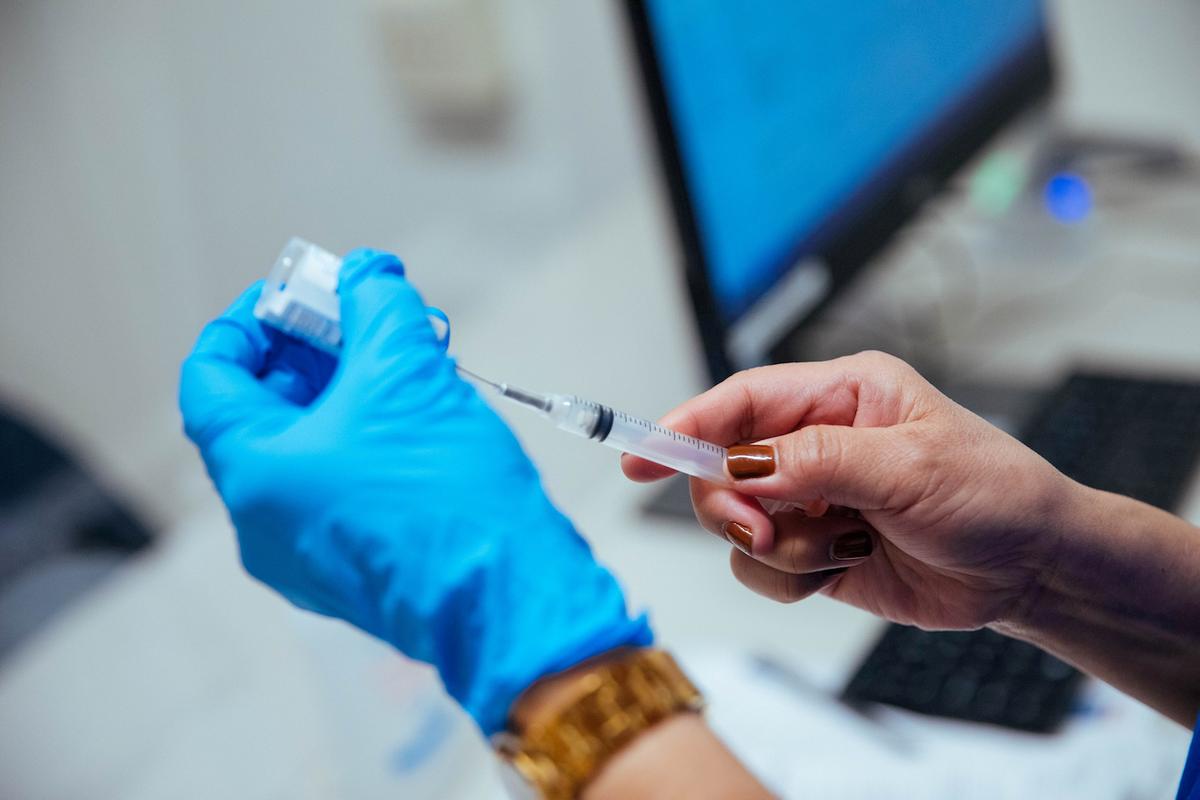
[254,238,344,353]
[254,238,450,354]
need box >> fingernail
[830,531,874,561]
[727,445,775,479]
[722,521,754,555]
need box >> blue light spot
[1043,172,1092,224]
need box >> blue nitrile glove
[179,249,652,734]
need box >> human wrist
[991,478,1136,642]
[495,649,718,800]
[988,481,1200,724]
[477,612,653,736]
[409,502,652,735]
[508,647,640,733]
[990,474,1095,635]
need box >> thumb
[728,424,915,512]
[337,248,440,361]
[180,283,293,449]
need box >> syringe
[458,366,799,513]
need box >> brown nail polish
[722,521,754,555]
[830,531,874,561]
[727,445,775,479]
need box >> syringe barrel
[605,413,727,483]
[544,396,725,480]
[542,394,804,513]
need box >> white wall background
[0,0,647,525]
[1,0,1197,529]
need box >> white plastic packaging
[254,238,345,353]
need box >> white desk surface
[2,177,1199,799]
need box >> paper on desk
[682,648,1191,800]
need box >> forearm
[995,483,1200,725]
[583,713,772,799]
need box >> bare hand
[622,351,1074,631]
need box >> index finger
[620,358,871,482]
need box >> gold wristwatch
[494,649,705,800]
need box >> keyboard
[1020,372,1200,511]
[842,370,1200,733]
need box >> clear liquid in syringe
[600,408,728,484]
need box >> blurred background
[2,1,1199,798]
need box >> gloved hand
[180,249,651,734]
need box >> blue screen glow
[646,1,1045,321]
